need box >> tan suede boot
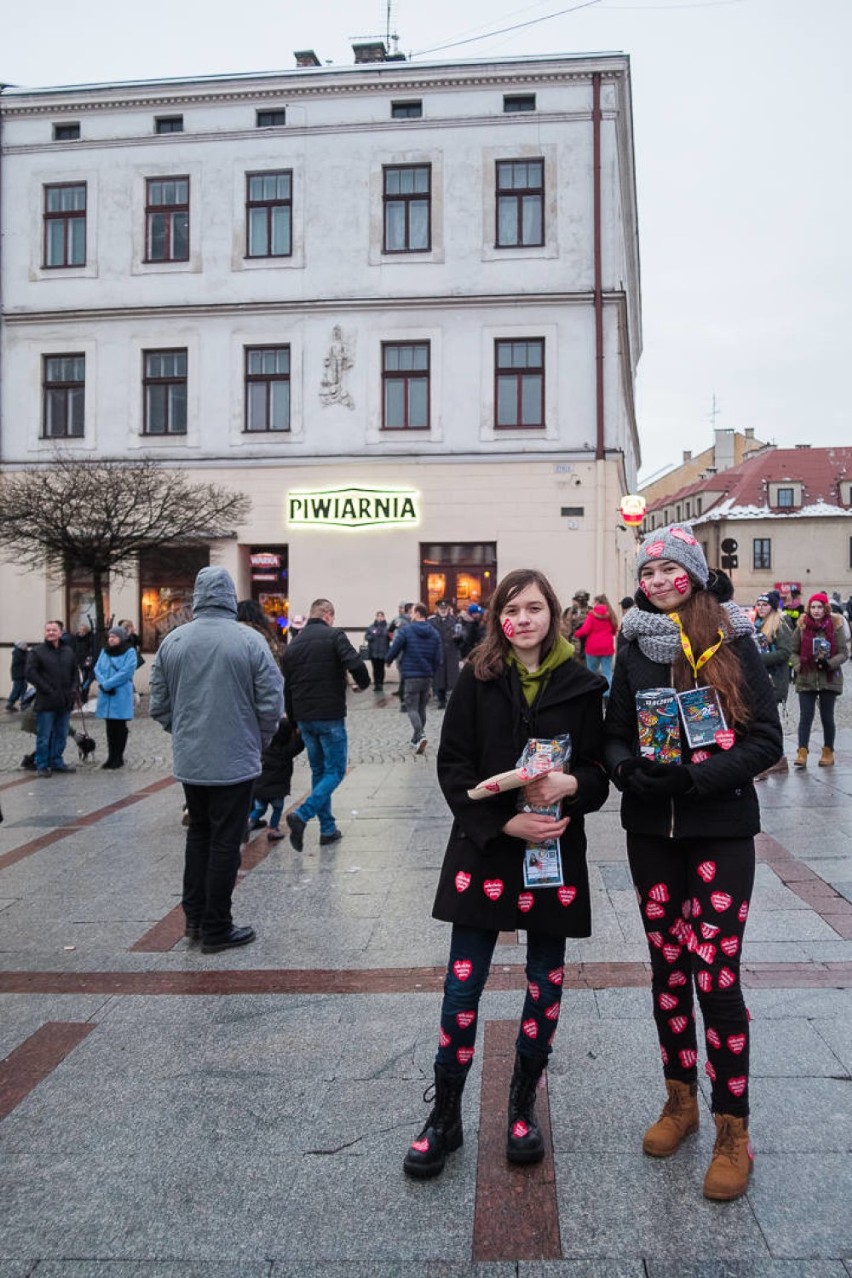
[642,1079,699,1157]
[703,1113,754,1200]
[794,747,808,768]
[818,747,835,767]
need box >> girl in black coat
[403,569,608,1180]
[246,717,304,842]
[604,524,782,1202]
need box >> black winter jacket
[282,618,370,722]
[25,641,79,713]
[432,658,609,937]
[253,720,305,802]
[604,634,783,841]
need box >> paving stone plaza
[1,687,851,1277]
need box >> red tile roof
[645,446,852,521]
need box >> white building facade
[0,49,642,652]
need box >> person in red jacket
[573,594,619,690]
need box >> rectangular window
[145,176,189,262]
[383,164,431,253]
[382,342,430,430]
[43,355,85,439]
[155,115,184,133]
[496,159,544,248]
[52,122,80,140]
[503,94,536,113]
[143,349,187,435]
[246,171,292,258]
[245,346,291,432]
[495,339,544,429]
[391,100,422,118]
[753,538,771,570]
[43,183,87,268]
[256,109,287,127]
[776,487,795,508]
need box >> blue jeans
[436,924,567,1077]
[585,654,613,690]
[35,709,71,770]
[6,678,27,710]
[250,797,284,829]
[295,719,348,836]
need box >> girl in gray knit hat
[604,522,783,1202]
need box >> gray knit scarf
[621,601,755,665]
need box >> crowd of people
[2,534,849,1201]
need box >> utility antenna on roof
[351,0,402,56]
[708,392,721,429]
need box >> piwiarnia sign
[287,487,419,529]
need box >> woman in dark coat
[364,610,390,691]
[403,568,608,1180]
[604,524,782,1202]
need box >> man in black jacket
[25,620,80,776]
[281,598,370,850]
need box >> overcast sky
[3,0,850,482]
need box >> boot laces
[714,1117,742,1163]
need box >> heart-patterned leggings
[435,923,567,1077]
[627,833,755,1118]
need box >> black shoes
[201,925,256,954]
[319,829,343,846]
[185,923,202,942]
[506,1052,547,1165]
[101,760,124,770]
[286,812,306,851]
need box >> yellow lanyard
[669,612,724,683]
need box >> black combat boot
[403,1063,467,1179]
[506,1051,547,1164]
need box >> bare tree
[0,455,250,638]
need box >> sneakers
[319,829,343,846]
[415,737,428,755]
[267,828,285,842]
[201,925,256,954]
[286,812,306,851]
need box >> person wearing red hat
[790,592,848,768]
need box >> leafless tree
[0,455,250,638]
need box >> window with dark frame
[42,354,85,439]
[382,342,430,430]
[503,94,536,113]
[245,347,291,432]
[143,349,187,435]
[52,122,80,140]
[776,486,796,508]
[753,537,772,570]
[256,108,287,127]
[155,115,184,133]
[43,183,87,268]
[496,159,544,248]
[145,176,189,262]
[391,100,422,118]
[383,164,431,253]
[495,339,544,429]
[246,171,292,258]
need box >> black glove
[105,688,116,696]
[612,756,655,792]
[630,763,693,798]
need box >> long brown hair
[671,591,751,727]
[594,593,619,630]
[471,569,562,681]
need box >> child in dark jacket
[246,717,304,842]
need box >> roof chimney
[744,427,754,439]
[353,41,388,63]
[294,50,321,67]
[683,450,692,463]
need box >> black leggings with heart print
[627,833,755,1118]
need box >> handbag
[20,705,37,735]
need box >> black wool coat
[253,723,305,802]
[432,658,609,938]
[604,635,783,841]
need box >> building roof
[645,446,852,523]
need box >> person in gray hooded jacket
[150,567,284,953]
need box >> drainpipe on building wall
[592,72,606,591]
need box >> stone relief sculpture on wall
[319,325,355,410]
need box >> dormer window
[840,480,852,506]
[769,481,803,509]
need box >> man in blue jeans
[281,598,370,850]
[25,620,79,777]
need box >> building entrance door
[420,543,497,614]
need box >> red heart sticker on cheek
[502,617,515,638]
[639,580,650,596]
[673,574,690,595]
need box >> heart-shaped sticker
[727,1075,747,1097]
[700,922,720,939]
[696,970,713,992]
[662,943,682,963]
[658,992,679,1011]
[457,1047,474,1065]
[528,981,540,1002]
[647,931,664,949]
[668,1015,688,1034]
[649,882,670,903]
[483,879,504,901]
[456,1010,475,1029]
[545,1002,560,1021]
[720,935,739,957]
[715,729,736,750]
[710,891,733,913]
[668,971,688,987]
[718,967,736,988]
[679,1049,697,1069]
[411,1138,430,1153]
[645,900,665,919]
[518,892,534,913]
[697,860,717,883]
[557,885,577,907]
[455,871,471,893]
[548,967,565,986]
[727,1033,746,1055]
[453,959,473,982]
[706,1027,721,1048]
[522,1018,538,1039]
[439,1027,451,1047]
